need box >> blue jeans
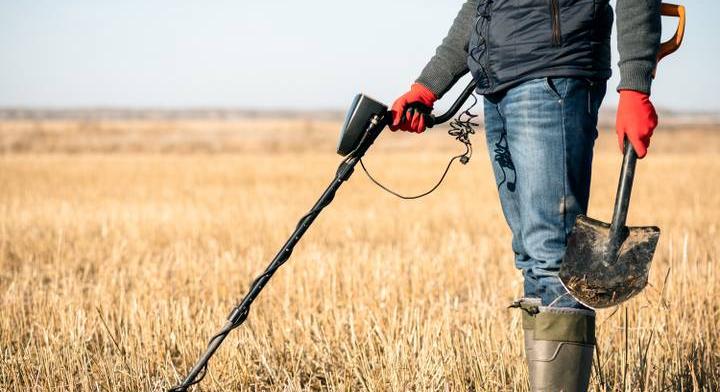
[483,77,606,309]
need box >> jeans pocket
[542,77,567,100]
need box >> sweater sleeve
[416,0,478,98]
[616,0,662,94]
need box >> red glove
[389,83,437,133]
[616,90,658,158]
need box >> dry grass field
[1,117,719,391]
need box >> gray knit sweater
[416,0,661,97]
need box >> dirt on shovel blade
[560,215,660,308]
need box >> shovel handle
[608,141,637,253]
[653,3,686,78]
[658,3,686,63]
[609,3,685,253]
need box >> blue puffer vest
[468,0,614,94]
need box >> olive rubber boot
[531,306,595,392]
[510,298,541,386]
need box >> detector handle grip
[399,79,476,129]
[426,80,477,128]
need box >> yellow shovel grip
[658,3,686,62]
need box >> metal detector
[169,81,477,391]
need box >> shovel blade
[559,215,660,309]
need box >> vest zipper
[586,85,592,113]
[550,0,562,46]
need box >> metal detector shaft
[169,115,387,392]
[171,168,356,390]
[170,80,476,391]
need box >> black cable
[360,150,466,200]
[360,94,479,199]
[493,132,516,192]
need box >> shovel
[559,3,686,309]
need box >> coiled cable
[359,94,479,199]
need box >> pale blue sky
[0,0,718,111]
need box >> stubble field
[1,117,718,391]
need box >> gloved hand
[389,83,437,133]
[616,89,658,158]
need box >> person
[389,0,661,390]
